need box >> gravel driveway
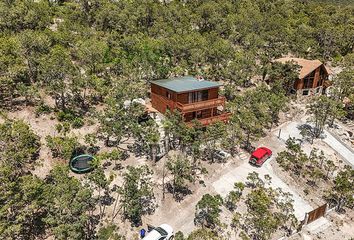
[212,158,313,220]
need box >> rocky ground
[1,99,353,240]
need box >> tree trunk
[60,91,66,111]
[151,145,157,162]
[164,133,169,153]
[111,192,120,222]
[336,198,345,212]
[162,163,166,201]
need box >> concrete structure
[275,57,330,97]
[150,76,230,125]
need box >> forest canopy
[0,1,354,239]
[0,0,353,110]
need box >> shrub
[46,135,79,159]
[56,111,84,129]
[35,102,52,117]
[0,120,41,170]
[56,111,75,122]
[71,117,84,128]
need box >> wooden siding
[151,83,229,125]
[176,97,226,113]
[186,112,232,126]
[295,65,328,90]
[313,67,320,88]
[177,93,189,104]
[183,109,213,122]
[306,204,327,225]
[208,88,218,99]
[151,90,176,114]
[151,84,177,101]
[294,79,303,90]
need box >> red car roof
[251,147,271,159]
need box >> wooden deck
[150,92,230,126]
[186,112,231,126]
[176,97,225,113]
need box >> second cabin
[150,76,230,126]
[275,57,330,96]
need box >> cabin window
[317,67,326,87]
[201,90,208,100]
[303,90,309,96]
[166,91,171,99]
[317,78,323,87]
[188,90,208,103]
[320,67,327,80]
[303,71,315,89]
[189,92,198,103]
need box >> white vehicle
[142,224,174,240]
[214,149,231,161]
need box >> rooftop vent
[196,75,204,81]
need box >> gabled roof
[150,76,221,93]
[275,57,327,79]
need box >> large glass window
[317,67,327,87]
[188,90,208,103]
[303,71,315,89]
[201,90,208,100]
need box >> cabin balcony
[176,97,226,113]
[186,112,232,126]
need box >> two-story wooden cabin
[275,57,330,96]
[150,76,230,126]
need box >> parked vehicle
[214,150,231,161]
[142,224,174,240]
[249,147,272,167]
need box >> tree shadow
[297,123,314,144]
[87,146,100,155]
[297,123,326,142]
[127,142,146,157]
[166,183,192,202]
[101,190,115,206]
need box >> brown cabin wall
[313,67,320,88]
[151,84,176,113]
[151,84,222,122]
[177,93,189,104]
[294,79,303,90]
[294,65,328,90]
[151,84,177,101]
[184,109,214,122]
[208,88,219,99]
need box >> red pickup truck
[249,147,272,166]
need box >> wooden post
[304,212,309,225]
[278,129,282,139]
[324,203,329,216]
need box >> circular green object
[69,154,96,173]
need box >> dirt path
[144,159,244,235]
[277,117,354,167]
[213,159,313,221]
[7,108,59,177]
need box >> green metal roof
[150,76,221,93]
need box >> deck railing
[176,97,225,113]
[186,112,231,126]
[151,92,175,108]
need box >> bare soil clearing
[2,99,353,240]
